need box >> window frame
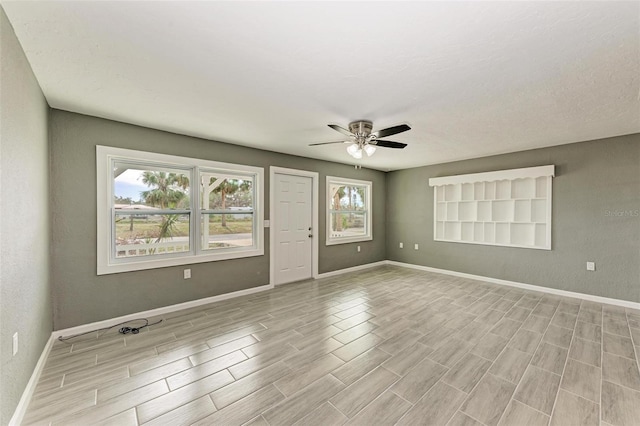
[97,146,264,275]
[326,176,372,245]
[199,168,257,253]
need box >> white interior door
[274,173,313,285]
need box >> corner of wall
[0,6,53,424]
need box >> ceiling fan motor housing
[349,120,374,137]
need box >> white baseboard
[386,260,640,310]
[13,259,638,424]
[12,283,272,424]
[52,283,273,339]
[316,261,388,279]
[9,334,55,426]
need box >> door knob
[308,234,313,238]
[308,227,312,231]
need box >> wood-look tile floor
[24,266,640,425]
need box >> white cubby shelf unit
[429,165,555,250]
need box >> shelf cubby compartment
[531,199,547,222]
[495,223,510,245]
[492,200,514,222]
[473,222,484,242]
[496,180,511,199]
[484,181,496,200]
[445,222,461,240]
[458,201,477,221]
[477,201,491,221]
[436,202,447,221]
[511,223,535,246]
[461,222,474,242]
[474,182,484,200]
[484,222,495,243]
[436,221,445,240]
[446,202,459,221]
[536,176,548,198]
[461,183,474,201]
[514,200,531,222]
[535,223,547,247]
[445,184,460,201]
[512,178,535,199]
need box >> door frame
[270,167,319,286]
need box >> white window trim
[326,176,372,245]
[97,146,264,275]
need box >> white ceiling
[3,1,640,171]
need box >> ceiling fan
[310,120,411,159]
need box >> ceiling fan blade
[372,124,411,138]
[309,141,350,146]
[371,140,408,149]
[328,124,355,137]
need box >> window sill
[326,236,372,246]
[97,247,264,275]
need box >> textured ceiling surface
[3,1,639,170]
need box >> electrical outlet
[12,332,18,356]
[357,245,361,252]
[184,269,191,279]
[399,242,403,249]
[414,244,419,250]
[586,262,595,271]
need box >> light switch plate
[586,262,595,271]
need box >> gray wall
[0,7,52,425]
[386,134,640,302]
[49,110,386,330]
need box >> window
[326,176,372,245]
[97,146,263,274]
[200,171,255,251]
[112,162,192,260]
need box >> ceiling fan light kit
[349,147,363,159]
[363,144,376,157]
[347,143,362,158]
[310,120,411,160]
[347,142,376,159]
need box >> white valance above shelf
[428,165,555,187]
